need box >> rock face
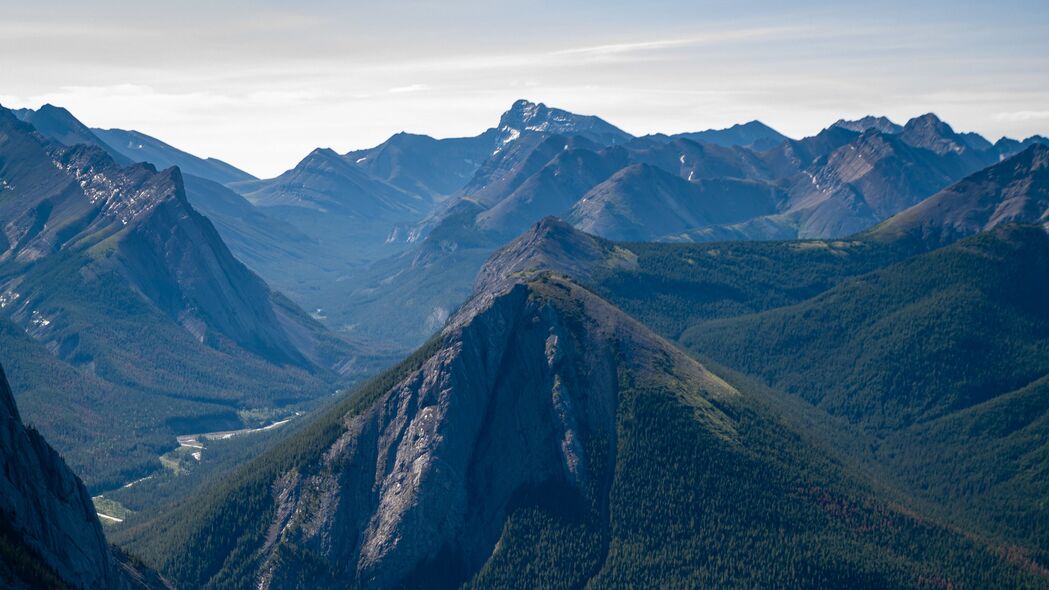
[2,107,360,372]
[832,116,903,134]
[0,106,326,367]
[143,267,759,590]
[0,364,169,590]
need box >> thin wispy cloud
[388,84,431,94]
[995,110,1049,122]
[553,27,804,58]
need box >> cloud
[388,84,430,94]
[994,110,1049,122]
[359,26,809,75]
[554,27,803,58]
[3,85,239,121]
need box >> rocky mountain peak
[149,254,744,589]
[301,146,342,165]
[832,115,903,134]
[499,99,545,128]
[495,99,632,146]
[50,143,185,226]
[900,113,967,154]
[671,120,789,150]
[473,217,636,295]
[36,103,76,119]
[994,134,1049,159]
[8,104,132,166]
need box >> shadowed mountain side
[0,364,170,589]
[867,144,1049,246]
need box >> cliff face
[255,279,640,588]
[0,364,115,590]
[145,262,752,590]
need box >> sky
[2,0,1048,177]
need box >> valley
[91,413,303,527]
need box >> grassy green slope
[587,238,908,339]
[671,224,1049,558]
[680,225,1049,429]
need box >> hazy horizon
[4,0,1048,177]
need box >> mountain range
[2,95,1049,589]
[22,100,1042,355]
[322,104,1044,350]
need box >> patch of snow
[30,310,51,328]
[501,127,521,144]
[0,291,20,309]
[355,156,369,164]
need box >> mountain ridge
[91,127,256,185]
[868,143,1049,245]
